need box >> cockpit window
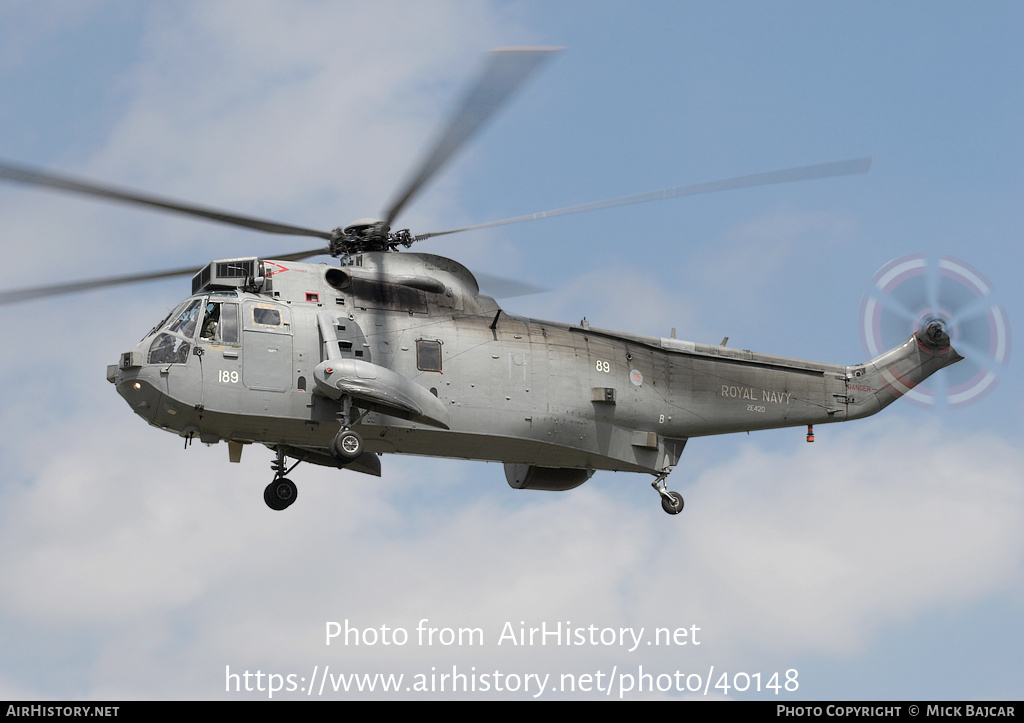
[221,304,239,342]
[165,299,203,338]
[143,297,207,363]
[148,333,190,364]
[143,300,186,341]
[200,302,239,344]
[200,302,220,341]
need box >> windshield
[141,298,204,364]
[148,333,190,365]
[164,298,203,338]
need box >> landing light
[133,382,142,390]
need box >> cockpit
[144,292,241,365]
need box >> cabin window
[243,301,291,334]
[252,307,282,327]
[416,340,442,372]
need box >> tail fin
[846,323,963,419]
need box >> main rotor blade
[415,157,873,241]
[0,160,333,240]
[382,47,560,228]
[0,265,204,305]
[474,271,548,299]
[267,246,332,262]
[0,246,334,305]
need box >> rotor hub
[329,219,415,256]
[922,318,949,345]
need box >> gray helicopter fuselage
[107,251,962,480]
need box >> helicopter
[0,48,963,515]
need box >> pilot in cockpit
[201,302,221,341]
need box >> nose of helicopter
[107,359,166,426]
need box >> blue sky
[0,1,1021,700]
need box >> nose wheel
[264,477,297,511]
[652,470,684,516]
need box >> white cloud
[640,421,1024,660]
[2,398,1020,698]
[510,266,695,341]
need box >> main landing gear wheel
[264,477,297,511]
[661,491,684,515]
[331,429,364,461]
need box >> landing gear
[264,477,297,511]
[651,469,684,516]
[331,429,364,460]
[330,395,365,463]
[265,448,301,511]
[661,491,684,515]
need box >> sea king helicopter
[0,49,963,514]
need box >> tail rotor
[860,254,1010,408]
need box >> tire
[264,478,297,510]
[331,430,363,461]
[661,491,684,515]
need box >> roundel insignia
[629,369,643,386]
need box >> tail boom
[845,323,963,419]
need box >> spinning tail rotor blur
[860,254,1010,408]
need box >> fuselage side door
[197,299,244,405]
[241,300,293,391]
